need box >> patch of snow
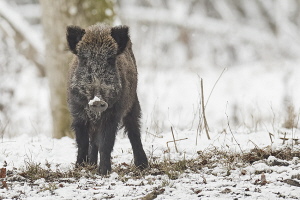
[68,6,77,16]
[88,96,101,106]
[0,1,44,54]
[1,131,300,199]
[1,1,300,199]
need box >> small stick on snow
[268,132,274,144]
[261,173,267,185]
[171,126,178,153]
[201,175,207,184]
[281,132,288,145]
[166,136,188,153]
[146,131,163,138]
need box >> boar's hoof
[135,159,149,170]
[98,165,111,176]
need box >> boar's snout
[88,97,108,113]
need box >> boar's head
[67,24,129,120]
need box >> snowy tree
[39,0,115,138]
[1,0,300,137]
[118,0,300,69]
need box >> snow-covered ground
[1,128,300,199]
[1,0,300,199]
[1,60,300,199]
[1,38,300,200]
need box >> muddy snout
[88,96,108,113]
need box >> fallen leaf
[1,181,8,189]
[261,173,267,185]
[0,168,6,178]
[201,175,207,184]
[220,188,231,194]
[241,169,247,175]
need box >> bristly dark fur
[66,23,148,175]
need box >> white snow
[88,96,101,106]
[1,0,300,199]
[0,1,44,54]
[1,131,300,199]
[68,6,78,16]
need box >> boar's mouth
[88,96,108,113]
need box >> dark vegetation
[2,146,299,183]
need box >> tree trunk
[39,0,115,138]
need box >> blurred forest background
[0,0,300,138]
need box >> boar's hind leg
[72,120,89,166]
[124,98,148,169]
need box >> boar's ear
[111,25,129,54]
[66,25,85,54]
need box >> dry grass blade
[0,121,9,141]
[201,78,210,140]
[196,68,226,142]
[204,67,227,107]
[225,102,244,154]
[268,132,274,144]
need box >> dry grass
[2,144,299,200]
[3,145,299,187]
[16,162,99,183]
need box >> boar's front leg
[96,116,119,175]
[72,119,89,166]
[88,142,98,165]
[124,98,148,169]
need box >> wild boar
[66,24,148,175]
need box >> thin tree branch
[0,1,45,76]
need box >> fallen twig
[166,136,188,153]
